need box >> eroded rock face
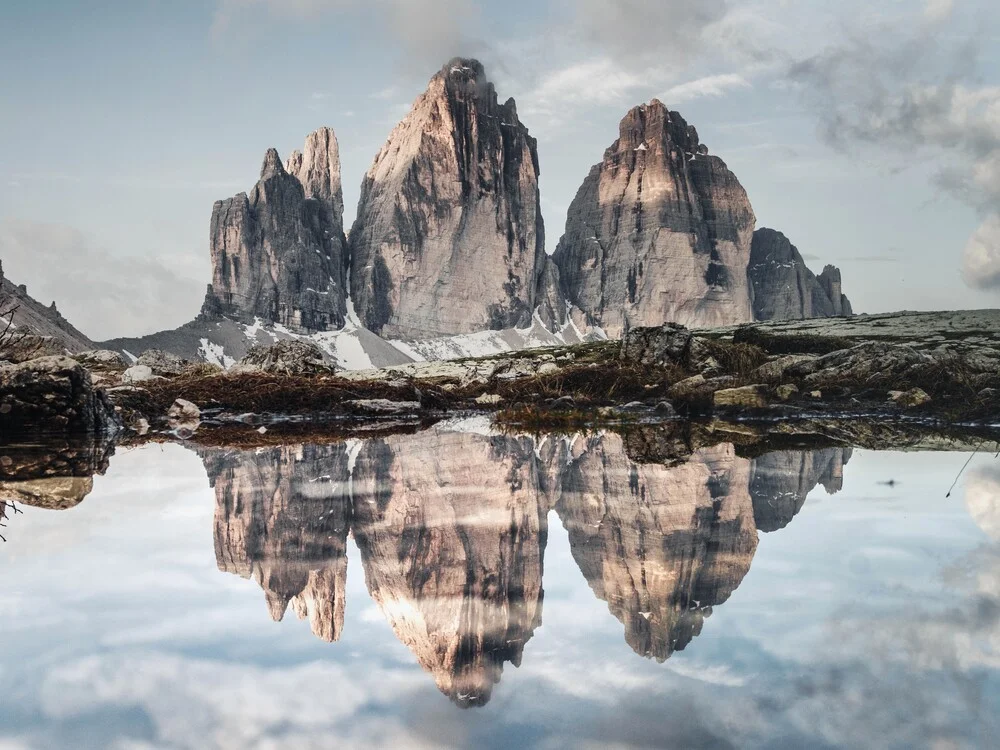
[749,228,853,321]
[204,444,352,643]
[351,428,548,707]
[200,128,348,333]
[0,356,120,435]
[554,436,758,662]
[349,58,563,338]
[553,100,756,337]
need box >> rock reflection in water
[192,426,851,705]
[203,444,352,642]
[0,435,116,512]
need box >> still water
[1,421,998,749]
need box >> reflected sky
[0,427,998,749]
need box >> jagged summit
[553,99,756,337]
[199,128,349,333]
[347,58,563,338]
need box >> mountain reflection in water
[182,424,848,706]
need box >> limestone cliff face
[351,428,548,707]
[554,436,758,662]
[553,100,756,337]
[348,59,563,338]
[749,448,852,532]
[204,444,351,643]
[200,128,348,332]
[749,228,853,321]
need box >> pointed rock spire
[348,58,563,338]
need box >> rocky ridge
[749,228,852,321]
[200,128,349,333]
[0,261,94,354]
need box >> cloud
[661,73,751,104]
[568,0,731,67]
[965,464,1000,540]
[786,3,1000,291]
[213,0,475,64]
[0,220,206,341]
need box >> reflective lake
[1,421,998,749]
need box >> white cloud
[661,73,751,104]
[965,464,1000,540]
[962,214,1000,291]
[924,0,955,23]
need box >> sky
[1,0,1000,339]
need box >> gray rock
[76,349,129,370]
[122,365,157,384]
[167,398,202,432]
[0,356,120,434]
[748,228,853,321]
[787,342,934,385]
[349,58,563,338]
[714,385,769,409]
[890,388,932,408]
[347,399,421,415]
[751,354,818,382]
[137,349,189,377]
[200,128,348,333]
[235,340,334,376]
[0,334,67,364]
[553,100,756,337]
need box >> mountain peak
[260,147,285,180]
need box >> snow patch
[122,349,138,364]
[199,338,236,369]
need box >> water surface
[1,422,998,749]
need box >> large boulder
[136,349,189,377]
[0,356,121,435]
[234,340,334,376]
[0,334,67,364]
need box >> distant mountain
[749,228,853,321]
[0,260,94,354]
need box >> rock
[668,374,707,398]
[75,349,129,370]
[475,393,503,406]
[200,128,348,332]
[235,340,334,376]
[621,324,693,366]
[620,401,647,412]
[0,334,67,363]
[122,365,156,384]
[713,385,769,409]
[751,354,817,382]
[787,342,934,386]
[890,388,932,408]
[537,362,559,376]
[810,390,823,399]
[348,58,563,338]
[776,384,799,401]
[347,399,422,415]
[550,395,577,410]
[979,387,997,400]
[748,228,853,321]
[0,356,120,434]
[553,100,755,337]
[167,399,201,432]
[137,349,189,377]
[654,400,677,416]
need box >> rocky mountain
[348,58,564,338]
[199,128,349,333]
[749,228,853,321]
[0,260,94,353]
[553,100,756,337]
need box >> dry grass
[732,327,853,356]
